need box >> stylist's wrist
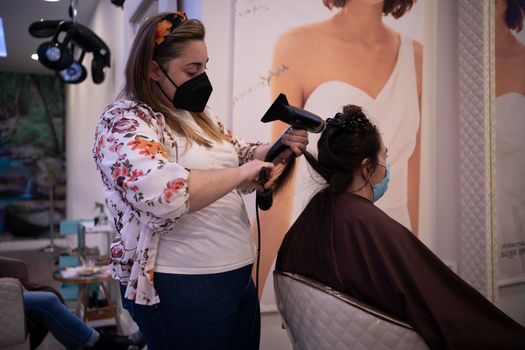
[253,143,272,161]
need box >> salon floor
[261,312,293,350]
[35,312,293,350]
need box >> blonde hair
[120,13,227,148]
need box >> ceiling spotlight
[28,20,111,84]
[31,53,39,60]
[58,49,87,84]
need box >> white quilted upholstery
[457,0,494,299]
[274,271,429,350]
[0,278,27,348]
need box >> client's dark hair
[297,105,381,267]
[505,0,525,32]
[304,105,381,194]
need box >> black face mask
[157,65,213,112]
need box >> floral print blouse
[92,100,260,305]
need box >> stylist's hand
[240,160,275,192]
[281,127,308,156]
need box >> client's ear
[361,158,373,179]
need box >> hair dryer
[256,93,325,210]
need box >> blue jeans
[24,291,97,350]
[120,264,260,350]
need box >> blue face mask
[371,162,390,202]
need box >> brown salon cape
[276,193,525,350]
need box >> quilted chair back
[0,278,29,350]
[273,271,429,350]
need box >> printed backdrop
[232,0,425,311]
[496,19,525,286]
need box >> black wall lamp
[28,0,111,84]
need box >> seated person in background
[0,256,143,350]
[23,290,132,350]
[276,105,525,350]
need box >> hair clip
[326,115,342,127]
[155,11,188,46]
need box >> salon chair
[0,278,28,349]
[0,257,62,350]
[273,271,429,350]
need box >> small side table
[53,269,122,334]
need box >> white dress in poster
[232,0,425,311]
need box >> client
[276,105,525,349]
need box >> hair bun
[341,104,363,116]
[326,105,375,133]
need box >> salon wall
[65,0,460,270]
[65,0,172,220]
[65,0,126,220]
[198,0,235,128]
[429,0,461,271]
[199,0,461,270]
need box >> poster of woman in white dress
[495,0,525,285]
[232,0,425,311]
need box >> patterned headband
[326,112,374,133]
[155,11,188,46]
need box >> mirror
[494,0,525,326]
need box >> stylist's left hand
[281,127,308,156]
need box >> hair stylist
[92,12,308,350]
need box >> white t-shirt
[155,111,256,274]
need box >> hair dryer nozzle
[261,93,325,133]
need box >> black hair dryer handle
[256,161,273,211]
[264,137,288,162]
